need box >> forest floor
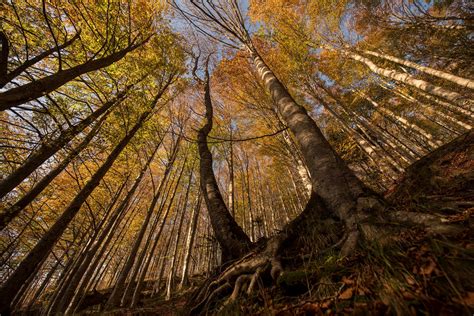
[77,131,473,315]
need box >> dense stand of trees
[0,0,472,314]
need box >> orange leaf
[420,259,436,275]
[339,287,354,300]
[342,276,354,285]
[454,292,474,307]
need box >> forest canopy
[0,0,473,315]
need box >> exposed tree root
[189,191,467,315]
[190,245,279,314]
[203,282,231,312]
[189,128,473,314]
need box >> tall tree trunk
[0,113,107,230]
[0,88,129,200]
[128,159,188,307]
[166,169,193,299]
[0,91,162,314]
[304,84,402,177]
[197,68,252,263]
[44,229,92,315]
[311,80,420,161]
[25,256,62,311]
[281,131,313,196]
[11,250,50,311]
[249,47,384,255]
[357,114,413,165]
[242,155,256,242]
[362,49,474,90]
[120,159,183,304]
[413,87,474,118]
[61,144,162,314]
[228,126,235,217]
[165,172,191,300]
[340,48,471,108]
[287,166,306,210]
[381,82,472,131]
[88,202,140,292]
[311,91,399,179]
[51,178,128,314]
[0,31,8,83]
[71,198,141,313]
[0,38,148,111]
[67,146,161,312]
[104,141,179,308]
[179,193,202,290]
[361,93,442,149]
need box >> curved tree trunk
[197,68,252,263]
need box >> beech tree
[1,1,472,315]
[0,83,171,313]
[172,1,467,312]
[194,57,252,262]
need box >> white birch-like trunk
[344,49,471,108]
[380,82,472,131]
[362,94,443,148]
[282,131,312,195]
[363,49,474,90]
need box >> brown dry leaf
[302,303,322,315]
[405,274,416,285]
[453,292,474,307]
[342,276,354,285]
[354,302,368,311]
[338,287,354,300]
[357,287,367,295]
[420,244,430,253]
[402,290,416,300]
[419,259,436,275]
[321,300,331,309]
